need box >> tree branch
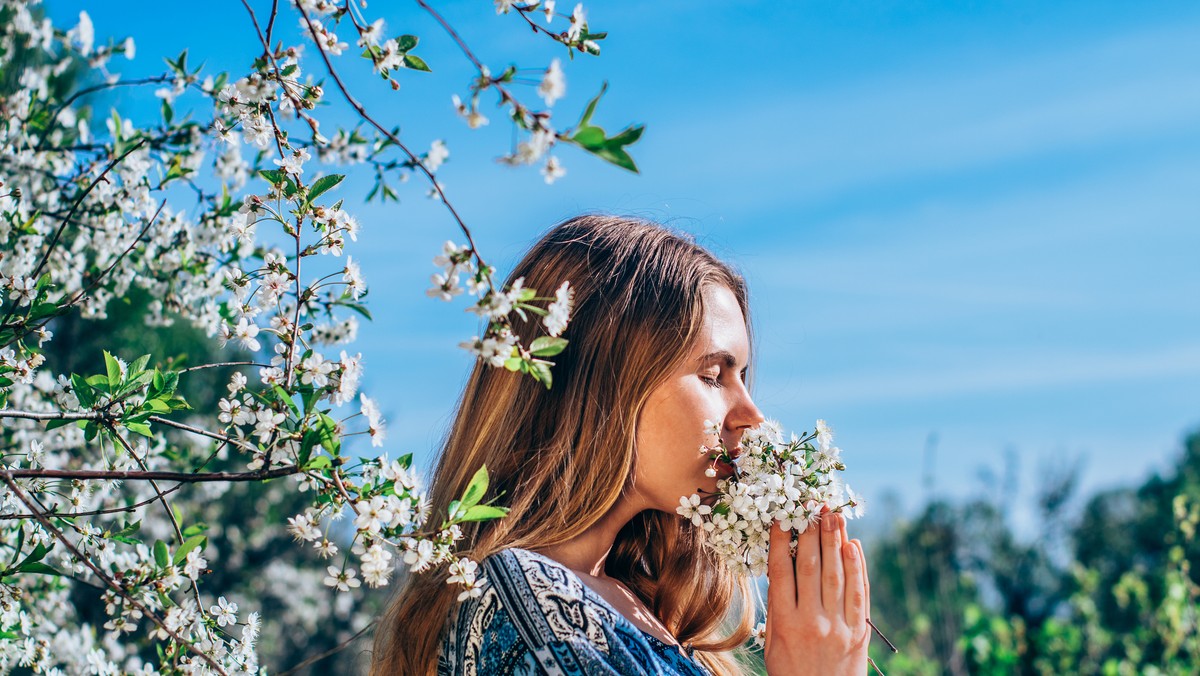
[4,465,300,482]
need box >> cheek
[637,386,719,476]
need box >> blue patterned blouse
[438,548,713,676]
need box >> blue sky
[48,1,1200,528]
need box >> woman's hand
[763,511,871,675]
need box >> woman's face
[631,284,766,513]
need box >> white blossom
[544,280,572,336]
[211,597,239,627]
[538,59,566,107]
[679,419,860,576]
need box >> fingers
[767,521,796,610]
[843,538,867,632]
[794,516,822,611]
[820,511,845,613]
[857,539,871,621]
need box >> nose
[724,380,765,444]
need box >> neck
[537,498,645,578]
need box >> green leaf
[503,356,524,372]
[162,99,173,125]
[589,144,638,173]
[306,174,344,205]
[396,34,419,52]
[403,54,431,72]
[153,540,170,569]
[607,124,645,148]
[162,370,180,395]
[317,413,340,455]
[16,543,48,569]
[530,361,553,389]
[530,336,568,357]
[299,428,319,467]
[460,465,490,510]
[27,302,60,322]
[273,385,299,417]
[45,418,73,431]
[182,523,208,539]
[125,422,153,438]
[110,519,142,545]
[572,126,605,149]
[303,455,332,471]
[343,302,373,320]
[15,562,60,576]
[258,169,286,185]
[103,350,122,388]
[578,82,607,128]
[172,535,207,566]
[143,398,171,414]
[458,505,509,523]
[129,354,151,375]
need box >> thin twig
[64,199,168,308]
[867,618,898,653]
[265,0,280,46]
[296,3,490,275]
[179,361,267,374]
[0,483,184,521]
[276,620,375,676]
[147,415,256,453]
[0,410,256,455]
[38,77,175,151]
[109,426,204,608]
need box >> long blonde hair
[371,215,756,675]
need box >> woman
[373,215,871,675]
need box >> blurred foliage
[868,432,1200,675]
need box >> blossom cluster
[0,0,637,671]
[677,419,865,576]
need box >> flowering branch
[0,470,231,675]
[3,465,301,482]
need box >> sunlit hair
[371,215,756,675]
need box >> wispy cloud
[651,22,1200,207]
[782,344,1200,406]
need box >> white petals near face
[676,419,862,576]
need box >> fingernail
[844,543,857,560]
[823,513,836,531]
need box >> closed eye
[700,373,724,389]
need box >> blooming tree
[0,0,641,672]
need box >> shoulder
[479,548,624,647]
[440,548,660,675]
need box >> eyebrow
[697,350,746,371]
